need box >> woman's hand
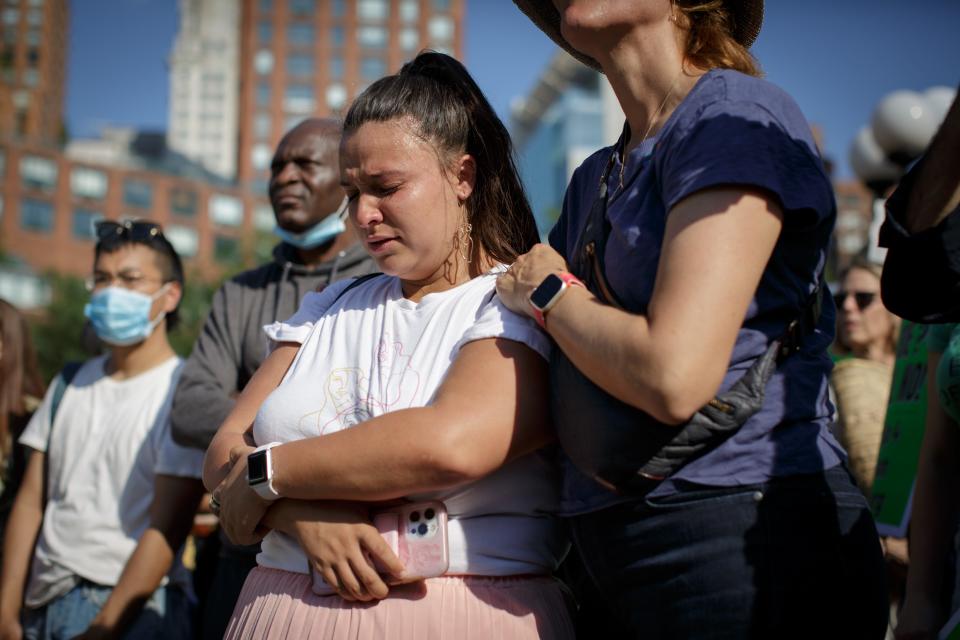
[496,243,570,319]
[214,444,270,546]
[267,501,406,602]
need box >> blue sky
[66,0,960,179]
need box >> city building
[237,0,464,191]
[0,0,67,146]
[167,0,241,180]
[511,50,622,237]
[0,139,274,291]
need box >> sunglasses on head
[95,220,164,243]
[833,290,877,311]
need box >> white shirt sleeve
[263,278,356,346]
[18,381,57,452]
[155,424,205,479]
[457,291,552,361]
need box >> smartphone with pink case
[372,500,449,580]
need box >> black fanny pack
[553,151,823,496]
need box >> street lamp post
[849,87,957,264]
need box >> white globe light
[849,126,902,185]
[871,90,939,159]
[924,86,957,127]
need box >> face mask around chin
[274,198,348,250]
[83,284,169,347]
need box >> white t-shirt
[19,355,204,607]
[255,267,567,583]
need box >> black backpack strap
[44,361,82,501]
[49,362,82,430]
[334,273,381,303]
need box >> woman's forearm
[269,339,551,502]
[202,343,299,491]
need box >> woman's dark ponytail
[344,51,540,263]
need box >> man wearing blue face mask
[0,221,204,640]
[168,118,375,639]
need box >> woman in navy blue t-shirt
[498,1,889,637]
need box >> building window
[165,225,199,257]
[329,56,343,80]
[209,194,243,227]
[70,167,108,200]
[432,0,451,9]
[331,0,345,18]
[123,179,152,209]
[288,23,314,46]
[214,235,240,263]
[358,0,388,21]
[26,8,40,25]
[400,28,418,52]
[170,187,197,217]
[20,198,54,232]
[360,57,386,81]
[254,50,274,75]
[0,148,6,177]
[254,202,274,232]
[286,54,314,77]
[2,9,18,25]
[284,84,314,113]
[22,69,38,86]
[326,84,347,110]
[72,208,102,240]
[428,16,454,43]
[20,155,57,191]
[254,113,271,140]
[289,0,314,16]
[399,0,418,22]
[283,114,306,132]
[251,144,272,171]
[256,83,271,107]
[258,21,272,44]
[330,26,344,48]
[258,0,272,13]
[358,26,386,49]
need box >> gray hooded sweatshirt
[170,241,376,450]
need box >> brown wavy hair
[676,1,761,77]
[0,299,45,460]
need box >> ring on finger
[209,495,221,516]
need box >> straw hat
[512,0,764,71]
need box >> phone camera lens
[424,508,435,520]
[409,511,420,523]
[417,523,428,536]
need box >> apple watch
[528,272,584,328]
[247,442,283,501]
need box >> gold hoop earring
[456,222,473,264]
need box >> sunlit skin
[836,267,896,366]
[339,117,485,302]
[269,120,344,234]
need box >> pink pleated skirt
[224,567,575,640]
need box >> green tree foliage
[29,273,91,383]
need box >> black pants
[568,465,889,639]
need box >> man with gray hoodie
[170,118,375,638]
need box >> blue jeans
[568,465,889,639]
[22,580,192,640]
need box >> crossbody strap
[43,361,82,501]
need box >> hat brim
[513,0,764,72]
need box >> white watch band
[248,442,282,501]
